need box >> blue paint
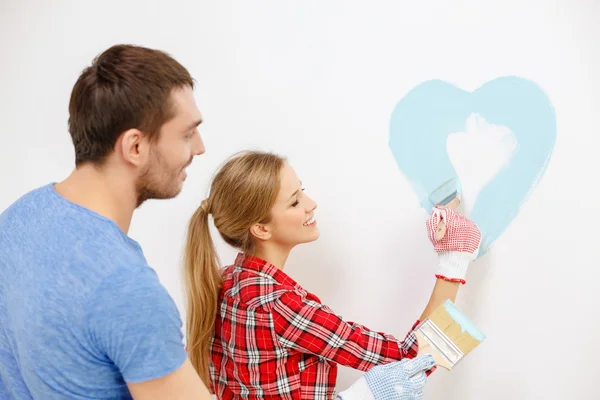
[389,76,556,254]
[443,300,486,342]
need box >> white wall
[2,1,599,398]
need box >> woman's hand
[337,354,435,400]
[425,206,482,284]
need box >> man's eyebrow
[184,119,203,131]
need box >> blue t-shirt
[0,184,187,399]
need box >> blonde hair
[183,150,286,387]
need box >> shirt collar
[234,252,299,287]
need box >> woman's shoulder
[219,265,299,310]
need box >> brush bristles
[428,178,459,206]
[428,305,482,356]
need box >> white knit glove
[426,206,482,284]
[336,355,434,400]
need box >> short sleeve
[85,266,187,383]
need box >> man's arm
[127,358,212,400]
[86,267,207,399]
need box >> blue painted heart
[389,76,556,255]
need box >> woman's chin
[306,229,321,243]
[289,229,321,247]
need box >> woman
[183,151,481,399]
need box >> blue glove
[337,354,435,400]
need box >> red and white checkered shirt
[209,253,423,400]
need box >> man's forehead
[171,88,202,121]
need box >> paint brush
[428,177,461,241]
[414,299,485,370]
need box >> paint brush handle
[434,198,460,241]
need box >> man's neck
[53,163,137,234]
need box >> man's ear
[118,128,148,166]
[250,223,272,242]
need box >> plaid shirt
[209,253,423,399]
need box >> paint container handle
[434,198,460,241]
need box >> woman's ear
[250,223,272,242]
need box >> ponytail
[183,203,221,389]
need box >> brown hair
[68,44,194,166]
[183,150,286,387]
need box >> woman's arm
[419,279,460,321]
[270,207,481,372]
[420,205,482,320]
[271,289,419,372]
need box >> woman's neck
[253,243,292,270]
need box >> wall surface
[1,1,599,398]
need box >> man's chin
[136,187,182,207]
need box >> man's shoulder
[91,262,168,303]
[1,182,149,274]
[0,184,52,219]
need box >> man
[0,44,436,399]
